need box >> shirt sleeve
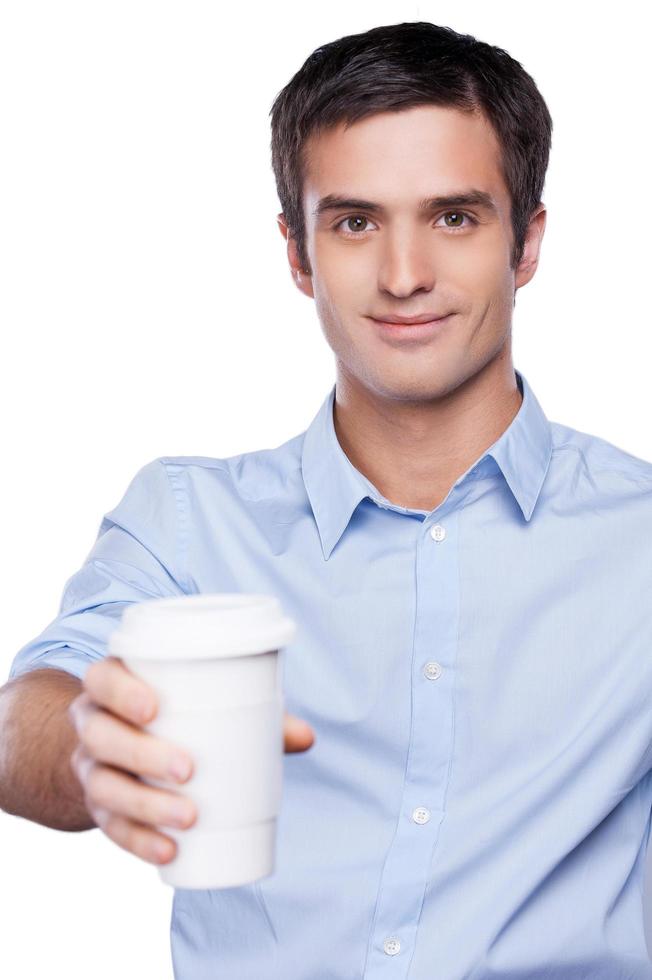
[7,458,188,683]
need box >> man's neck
[332,356,523,512]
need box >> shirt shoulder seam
[155,455,231,472]
[157,458,194,594]
[551,441,652,487]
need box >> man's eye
[334,215,377,236]
[334,211,477,237]
[437,211,477,230]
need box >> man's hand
[68,655,315,866]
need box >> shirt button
[383,937,401,956]
[412,806,431,824]
[430,524,446,542]
[424,661,442,680]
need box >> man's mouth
[368,313,455,342]
[369,312,452,325]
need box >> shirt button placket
[362,509,460,977]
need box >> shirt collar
[301,368,553,561]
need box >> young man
[2,20,652,979]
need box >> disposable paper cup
[107,593,297,889]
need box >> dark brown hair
[269,21,552,272]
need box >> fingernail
[132,695,151,722]
[171,801,194,827]
[169,755,192,782]
[153,840,173,862]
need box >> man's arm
[0,667,95,831]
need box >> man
[2,19,652,979]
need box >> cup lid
[107,593,297,661]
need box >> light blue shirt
[8,368,652,978]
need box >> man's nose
[376,232,436,298]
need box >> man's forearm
[0,666,96,831]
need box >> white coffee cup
[106,592,297,889]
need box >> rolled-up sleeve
[7,458,188,683]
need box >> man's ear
[277,212,314,299]
[276,211,289,242]
[514,204,547,291]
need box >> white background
[1,1,650,976]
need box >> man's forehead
[302,106,507,201]
[304,104,498,154]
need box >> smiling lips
[370,312,451,324]
[367,311,455,343]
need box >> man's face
[279,104,545,402]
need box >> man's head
[269,22,552,403]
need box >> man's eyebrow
[312,189,499,218]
